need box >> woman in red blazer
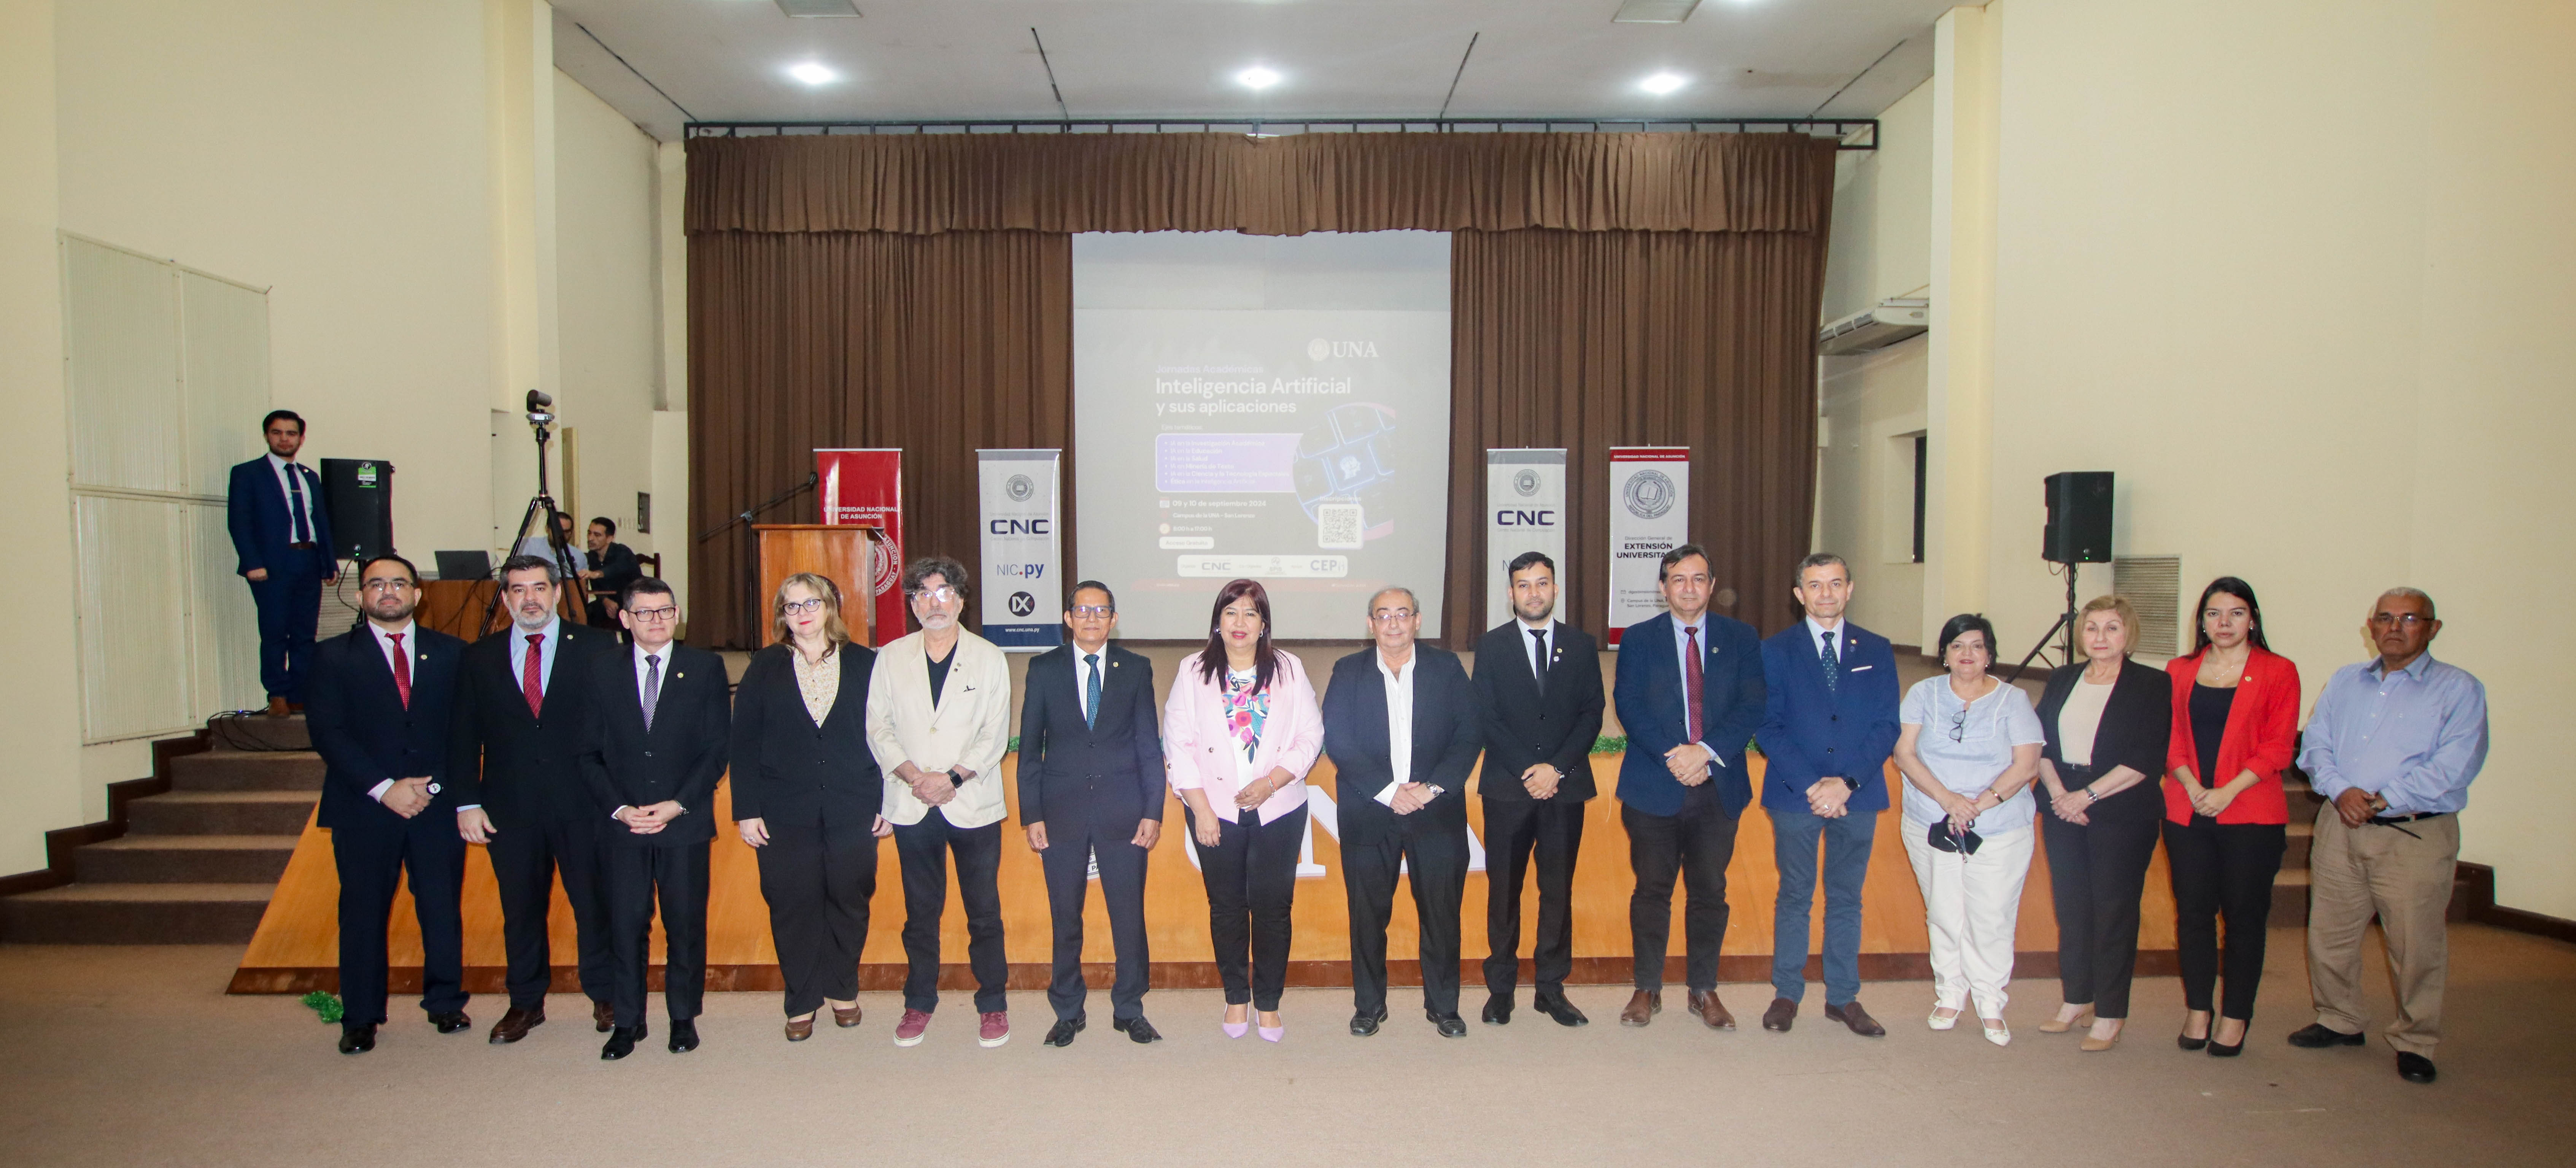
[2162,576,2300,1057]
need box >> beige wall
[553,68,663,568]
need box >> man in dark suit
[450,554,617,1044]
[579,516,642,627]
[1756,552,1902,1037]
[1471,552,1604,1028]
[580,577,731,1059]
[304,553,468,1054]
[1017,581,1165,1048]
[1322,586,1483,1039]
[226,409,338,716]
[1610,543,1767,1031]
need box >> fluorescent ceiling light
[1612,0,1702,22]
[786,62,841,86]
[1638,71,1688,95]
[775,0,861,16]
[1236,66,1282,90]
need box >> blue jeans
[1769,806,1877,1005]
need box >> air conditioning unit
[1817,297,1929,355]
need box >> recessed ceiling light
[787,62,841,86]
[1236,66,1282,90]
[1638,72,1687,95]
[1611,0,1702,22]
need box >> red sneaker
[893,1009,931,1047]
[977,1011,1010,1048]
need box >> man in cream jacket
[867,556,1014,1048]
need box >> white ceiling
[552,0,1953,142]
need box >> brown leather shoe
[487,1006,544,1044]
[592,999,615,1033]
[1762,997,1798,1032]
[1687,990,1737,1030]
[265,695,291,719]
[785,1016,815,1042]
[832,1003,863,1028]
[1619,989,1661,1028]
[1824,1000,1888,1037]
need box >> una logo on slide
[1623,468,1677,519]
[1306,338,1379,360]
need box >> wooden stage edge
[228,952,2183,997]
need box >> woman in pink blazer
[1165,578,1325,1042]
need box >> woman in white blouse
[1891,613,2045,1046]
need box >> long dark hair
[2189,575,2269,656]
[1194,578,1280,693]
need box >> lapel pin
[676,672,685,679]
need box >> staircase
[0,719,318,944]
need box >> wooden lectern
[754,524,881,647]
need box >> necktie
[523,633,545,717]
[1529,627,1550,697]
[1820,630,1840,694]
[1684,624,1704,742]
[388,633,411,709]
[1083,653,1102,730]
[287,466,312,544]
[642,654,663,731]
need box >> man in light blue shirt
[2288,587,2487,1085]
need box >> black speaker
[319,457,396,563]
[2042,471,2113,564]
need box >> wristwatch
[1836,776,1865,793]
[946,768,967,788]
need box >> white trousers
[1901,824,2036,1018]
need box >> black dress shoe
[601,1027,640,1060]
[1044,1016,1086,1047]
[1430,1012,1468,1038]
[2396,1051,2437,1083]
[1762,997,1797,1033]
[1113,1016,1162,1044]
[2287,1023,2367,1048]
[428,1011,472,1035]
[1534,995,1589,1027]
[1349,1007,1388,1037]
[667,1019,699,1054]
[1481,995,1513,1025]
[338,1025,377,1055]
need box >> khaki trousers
[2304,803,2458,1055]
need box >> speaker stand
[2007,563,2081,684]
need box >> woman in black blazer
[730,572,886,1041]
[2031,595,2174,1052]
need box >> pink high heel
[1223,1004,1249,1039]
[1258,1011,1284,1042]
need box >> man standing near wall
[226,410,337,716]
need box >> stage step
[0,882,273,944]
[125,790,318,836]
[73,835,300,885]
[168,750,324,792]
[2271,868,2310,927]
[2284,819,2313,869]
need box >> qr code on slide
[1316,503,1364,550]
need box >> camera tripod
[479,392,585,635]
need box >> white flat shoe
[1928,1007,1962,1031]
[1982,1019,2011,1047]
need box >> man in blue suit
[1756,553,1901,1037]
[1610,544,1766,1031]
[226,410,338,716]
[305,554,470,1055]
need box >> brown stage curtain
[687,230,1071,649]
[1443,227,1830,647]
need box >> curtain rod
[687,117,1880,150]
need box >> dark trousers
[1770,804,1878,1005]
[1624,789,1740,993]
[2165,817,2287,1020]
[2037,788,2163,1019]
[487,811,612,1009]
[892,808,1007,1014]
[1190,803,1304,1011]
[604,842,710,1028]
[1039,800,1152,1022]
[331,814,467,1030]
[755,805,879,1018]
[248,546,325,701]
[1484,797,1586,999]
[1343,817,1471,1017]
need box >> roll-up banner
[817,448,906,640]
[977,449,1064,651]
[1486,449,1567,627]
[1605,446,1691,646]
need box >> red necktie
[388,632,412,710]
[1684,624,1704,742]
[523,633,545,717]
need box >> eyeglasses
[1070,605,1115,618]
[2368,613,2432,629]
[362,579,415,593]
[910,586,960,603]
[1370,609,1416,623]
[628,605,680,623]
[1948,705,1968,743]
[781,598,828,616]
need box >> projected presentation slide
[1074,231,1451,640]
